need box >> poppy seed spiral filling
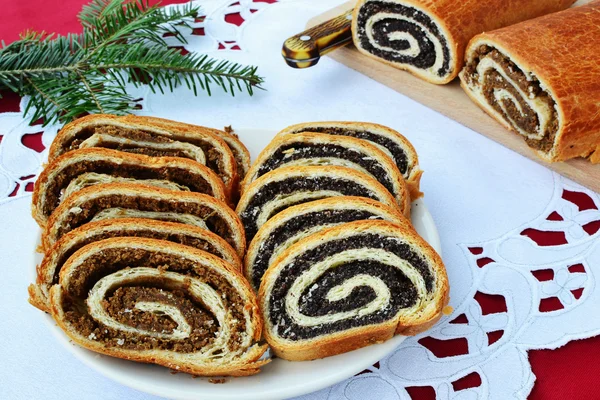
[263,232,436,341]
[256,143,396,194]
[461,45,559,153]
[288,127,410,176]
[49,238,267,375]
[238,176,389,241]
[355,1,452,79]
[250,209,380,289]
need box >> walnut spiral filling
[50,227,236,289]
[355,1,452,79]
[462,45,559,152]
[54,241,256,357]
[62,173,191,203]
[48,191,239,251]
[80,133,207,164]
[265,233,435,340]
[61,125,230,185]
[43,159,218,218]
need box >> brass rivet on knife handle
[281,9,353,68]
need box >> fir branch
[0,0,264,126]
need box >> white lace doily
[2,1,600,399]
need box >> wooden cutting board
[307,1,600,193]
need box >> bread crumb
[442,305,454,315]
[209,378,227,384]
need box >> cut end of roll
[352,0,455,84]
[49,238,268,376]
[259,220,448,361]
[460,40,561,161]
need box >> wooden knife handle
[281,9,353,68]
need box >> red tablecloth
[2,1,599,398]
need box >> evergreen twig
[0,0,264,126]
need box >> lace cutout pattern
[297,176,600,400]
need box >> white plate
[38,128,442,400]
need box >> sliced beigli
[277,121,423,198]
[42,183,245,255]
[122,115,251,178]
[236,166,401,243]
[120,115,252,180]
[32,148,227,227]
[49,237,268,376]
[29,218,241,313]
[49,114,239,197]
[259,220,448,361]
[245,196,410,291]
[241,132,409,209]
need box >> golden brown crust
[276,121,423,199]
[29,218,242,313]
[271,322,396,361]
[461,2,600,162]
[42,183,246,256]
[352,0,575,84]
[244,196,411,290]
[32,147,228,227]
[241,132,409,209]
[259,220,449,361]
[50,114,239,197]
[48,237,268,376]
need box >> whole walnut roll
[460,1,600,163]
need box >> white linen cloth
[1,1,599,399]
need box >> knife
[281,9,353,68]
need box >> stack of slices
[29,117,449,374]
[28,114,268,376]
[237,122,448,360]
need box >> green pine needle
[0,0,264,126]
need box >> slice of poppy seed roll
[49,114,240,198]
[49,237,268,376]
[244,197,410,291]
[277,121,422,199]
[241,132,409,209]
[32,148,228,227]
[29,218,242,313]
[351,0,574,84]
[235,166,401,243]
[42,183,245,256]
[259,220,448,361]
